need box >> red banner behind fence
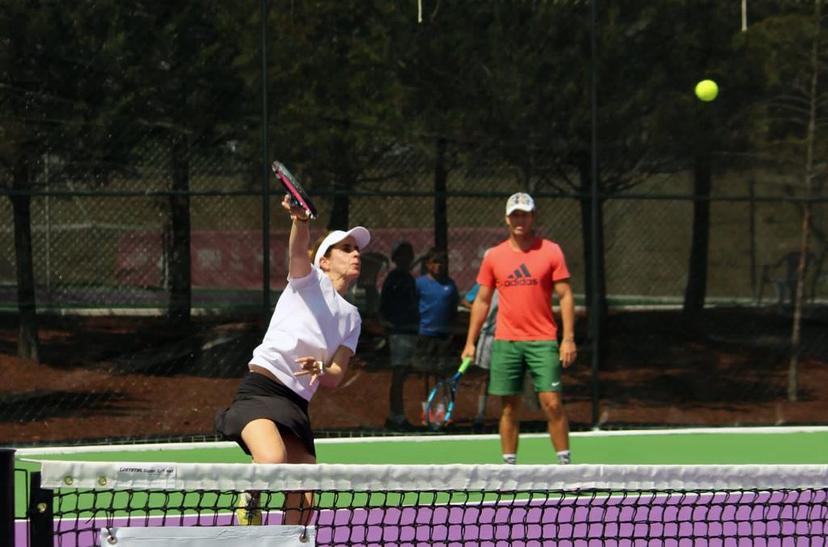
[117,228,507,292]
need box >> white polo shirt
[249,267,362,401]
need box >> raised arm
[283,194,312,279]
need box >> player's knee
[500,398,521,419]
[541,397,563,417]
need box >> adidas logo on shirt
[503,263,539,287]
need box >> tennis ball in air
[695,79,718,102]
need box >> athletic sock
[556,450,571,465]
[502,453,517,465]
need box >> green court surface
[12,427,828,517]
[17,428,828,465]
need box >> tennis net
[14,459,828,546]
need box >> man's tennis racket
[424,357,472,431]
[272,161,318,220]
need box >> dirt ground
[1,307,826,446]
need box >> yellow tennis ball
[695,79,718,102]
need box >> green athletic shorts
[488,340,561,395]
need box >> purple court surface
[13,490,827,546]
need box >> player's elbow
[319,377,338,389]
[556,285,574,301]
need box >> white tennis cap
[505,192,535,215]
[313,226,371,267]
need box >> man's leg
[523,341,570,464]
[489,340,524,464]
[474,371,489,425]
[474,334,494,426]
[387,366,408,421]
[538,391,570,463]
[386,334,414,429]
[499,394,522,463]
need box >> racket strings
[426,382,454,429]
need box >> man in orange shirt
[462,192,577,465]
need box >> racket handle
[458,357,472,374]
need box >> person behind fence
[462,192,576,465]
[215,194,370,525]
[380,241,420,430]
[463,281,499,428]
[414,248,459,420]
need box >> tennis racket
[423,357,473,431]
[271,161,318,220]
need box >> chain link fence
[8,152,825,312]
[2,150,571,314]
[1,143,826,444]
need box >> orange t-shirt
[477,238,570,341]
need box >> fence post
[0,448,13,547]
[28,471,54,547]
[260,0,271,322]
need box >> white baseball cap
[505,192,535,215]
[313,226,371,267]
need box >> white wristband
[315,360,325,375]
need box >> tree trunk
[11,157,39,361]
[682,150,711,328]
[433,137,448,256]
[788,205,811,402]
[788,0,822,401]
[168,132,192,324]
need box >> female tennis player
[215,194,370,526]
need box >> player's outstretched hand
[294,356,325,385]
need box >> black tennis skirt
[214,371,316,457]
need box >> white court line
[13,425,828,457]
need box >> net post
[28,471,54,547]
[0,448,14,547]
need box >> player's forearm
[288,217,311,277]
[318,346,353,388]
[318,361,347,388]
[559,290,575,341]
[465,301,490,346]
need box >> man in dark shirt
[380,241,419,430]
